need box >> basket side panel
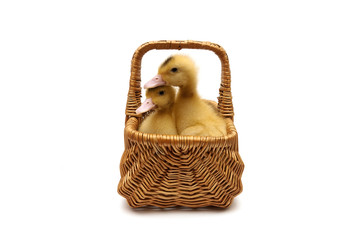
[118,140,244,208]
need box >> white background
[1,0,359,239]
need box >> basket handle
[125,40,234,122]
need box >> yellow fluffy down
[158,54,227,136]
[138,86,177,135]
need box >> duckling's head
[135,86,176,114]
[144,55,198,89]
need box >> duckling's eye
[159,90,165,95]
[170,67,178,73]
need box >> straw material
[118,40,244,208]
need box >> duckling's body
[174,92,226,136]
[147,55,227,136]
[136,86,177,135]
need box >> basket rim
[125,116,238,147]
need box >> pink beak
[135,98,156,114]
[144,74,166,89]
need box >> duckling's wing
[180,125,207,136]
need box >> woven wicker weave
[118,40,244,208]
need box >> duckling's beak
[135,98,156,114]
[144,74,166,89]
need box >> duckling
[145,55,227,136]
[136,86,177,135]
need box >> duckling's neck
[178,83,200,99]
[157,104,174,114]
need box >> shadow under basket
[118,40,245,208]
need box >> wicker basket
[118,40,244,208]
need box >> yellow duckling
[145,55,227,136]
[136,86,177,135]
